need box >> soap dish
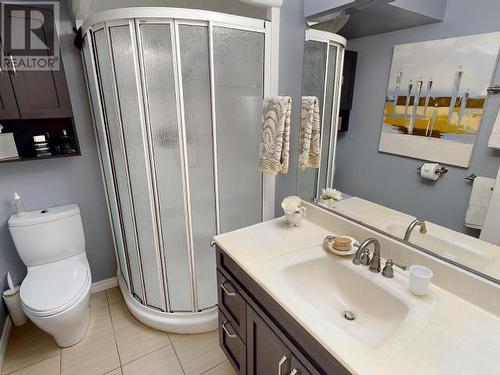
[323,235,359,256]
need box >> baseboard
[0,316,12,373]
[90,276,117,294]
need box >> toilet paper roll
[420,163,440,181]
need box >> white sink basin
[267,246,437,351]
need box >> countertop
[214,214,500,374]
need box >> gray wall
[0,0,116,330]
[335,0,500,234]
[275,0,306,216]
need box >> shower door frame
[82,8,274,318]
[304,29,346,200]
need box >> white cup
[409,265,433,296]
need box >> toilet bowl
[8,204,92,347]
[20,254,91,347]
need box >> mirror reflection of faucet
[404,219,427,241]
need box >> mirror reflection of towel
[299,96,321,170]
[259,96,291,175]
[465,177,495,229]
[488,109,500,149]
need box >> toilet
[8,204,91,347]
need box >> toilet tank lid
[8,204,80,227]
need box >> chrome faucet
[353,238,382,273]
[403,219,427,241]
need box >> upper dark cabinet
[340,50,357,111]
[0,4,80,162]
[1,5,72,119]
[338,50,357,132]
[9,63,73,119]
[0,67,20,119]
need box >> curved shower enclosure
[81,8,270,333]
[297,29,346,202]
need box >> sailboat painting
[379,32,500,167]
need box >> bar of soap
[333,236,352,251]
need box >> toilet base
[27,291,90,347]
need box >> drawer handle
[290,369,299,375]
[222,321,237,339]
[220,281,236,297]
[278,355,287,375]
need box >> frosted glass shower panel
[109,24,164,310]
[298,40,328,201]
[139,23,192,312]
[82,36,130,289]
[93,29,144,302]
[319,44,338,190]
[213,27,264,233]
[178,24,217,310]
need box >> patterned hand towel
[259,96,291,175]
[298,96,321,170]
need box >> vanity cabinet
[247,306,312,375]
[216,246,350,375]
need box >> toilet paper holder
[416,164,448,176]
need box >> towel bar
[465,174,477,182]
[487,85,500,94]
[465,174,494,191]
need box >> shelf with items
[0,117,80,163]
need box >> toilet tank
[8,204,85,266]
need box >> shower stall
[81,8,271,332]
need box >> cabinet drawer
[219,310,246,375]
[217,271,246,340]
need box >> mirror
[295,24,500,283]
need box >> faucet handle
[382,259,408,278]
[360,249,370,266]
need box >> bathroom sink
[267,246,436,349]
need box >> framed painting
[379,32,500,167]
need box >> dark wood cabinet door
[0,71,20,119]
[10,67,73,119]
[290,356,312,375]
[247,306,292,375]
[6,6,72,119]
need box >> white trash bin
[3,285,27,326]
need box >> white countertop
[214,213,500,375]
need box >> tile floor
[1,288,235,375]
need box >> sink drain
[342,310,356,321]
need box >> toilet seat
[20,255,91,317]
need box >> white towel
[298,96,321,171]
[465,176,496,229]
[259,96,291,175]
[488,107,500,149]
